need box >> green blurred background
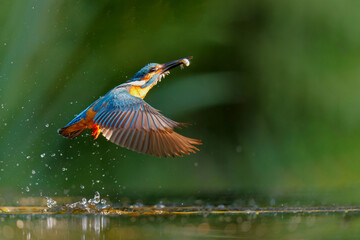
[1,0,360,205]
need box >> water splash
[44,192,110,214]
[45,197,57,208]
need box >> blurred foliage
[1,0,360,204]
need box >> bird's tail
[58,107,91,139]
[58,126,85,139]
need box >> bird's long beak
[141,57,192,89]
[158,56,193,73]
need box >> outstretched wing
[92,88,201,157]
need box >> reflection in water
[81,216,87,231]
[0,193,360,239]
[0,210,359,239]
[47,216,56,229]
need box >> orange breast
[129,86,152,99]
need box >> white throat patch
[128,80,146,86]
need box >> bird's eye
[149,67,156,72]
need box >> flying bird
[58,57,201,157]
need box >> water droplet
[31,170,36,174]
[154,201,165,209]
[25,186,30,192]
[26,156,30,159]
[80,185,85,189]
[45,197,57,208]
[62,168,67,172]
[40,153,45,158]
[45,124,49,128]
[93,191,100,204]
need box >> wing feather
[109,112,121,128]
[114,111,127,128]
[130,130,140,150]
[142,131,150,153]
[97,111,111,125]
[94,111,106,123]
[103,112,116,127]
[119,110,132,128]
[93,88,201,157]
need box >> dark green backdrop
[1,0,360,205]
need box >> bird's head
[126,56,192,88]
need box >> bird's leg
[91,124,101,140]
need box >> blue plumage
[63,105,92,127]
[59,57,201,157]
[126,63,158,83]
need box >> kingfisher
[58,57,201,157]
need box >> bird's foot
[91,124,101,140]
